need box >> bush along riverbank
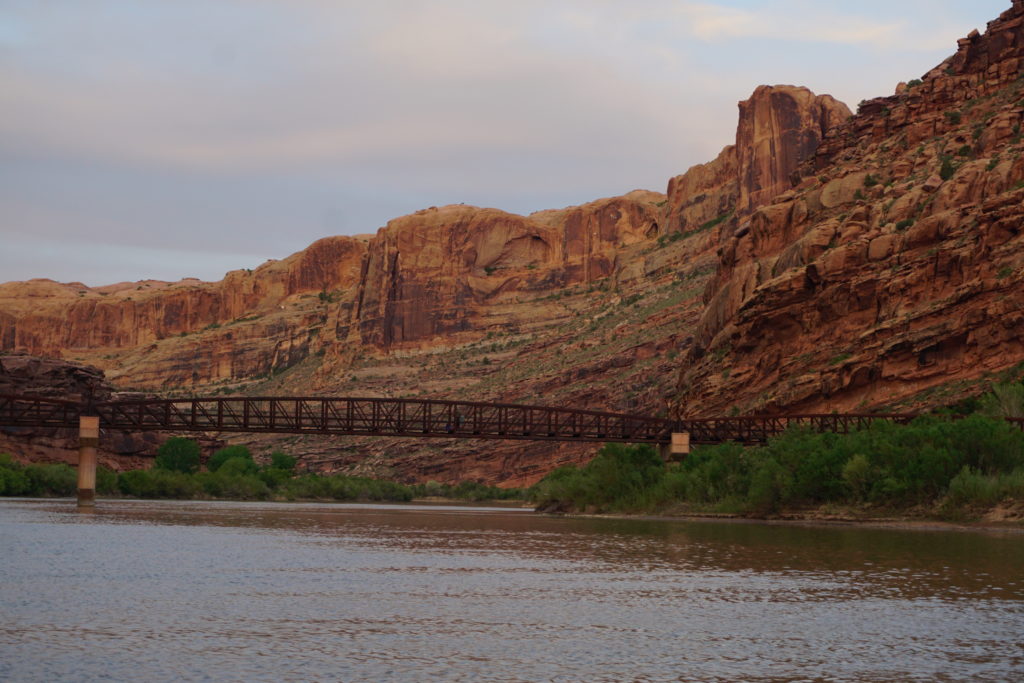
[531,415,1024,523]
[0,438,525,504]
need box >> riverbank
[560,504,1024,534]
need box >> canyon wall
[673,0,1024,417]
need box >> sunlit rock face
[673,1,1024,418]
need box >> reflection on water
[1,499,1022,682]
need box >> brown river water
[1,499,1022,682]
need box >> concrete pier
[660,432,691,463]
[77,415,99,507]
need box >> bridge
[2,393,1021,507]
[0,393,932,444]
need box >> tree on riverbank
[154,437,201,474]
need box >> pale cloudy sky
[0,0,1010,285]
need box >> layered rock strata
[674,0,1024,417]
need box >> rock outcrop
[343,193,663,352]
[664,85,850,239]
[673,0,1024,417]
[737,86,851,214]
[0,236,366,388]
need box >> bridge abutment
[77,416,99,507]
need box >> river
[1,499,1022,682]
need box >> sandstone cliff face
[737,86,851,214]
[340,194,665,353]
[664,86,850,240]
[674,1,1024,417]
[0,236,366,388]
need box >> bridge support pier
[659,432,691,463]
[77,416,99,507]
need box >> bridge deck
[4,393,1021,446]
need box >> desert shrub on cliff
[155,437,201,474]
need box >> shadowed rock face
[673,0,1024,418]
[0,354,113,402]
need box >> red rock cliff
[0,236,366,388]
[664,86,850,239]
[673,1,1024,417]
[341,193,664,352]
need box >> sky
[0,0,1011,286]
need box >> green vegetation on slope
[532,415,1024,520]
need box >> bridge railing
[678,413,921,444]
[0,394,81,429]
[94,396,676,443]
[3,392,1022,445]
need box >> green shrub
[0,456,31,496]
[207,445,254,472]
[979,381,1024,417]
[117,469,199,499]
[269,451,297,471]
[940,156,957,181]
[943,467,1024,513]
[842,454,872,501]
[216,456,259,477]
[196,471,269,500]
[96,466,119,495]
[258,467,293,489]
[532,411,1024,517]
[24,464,77,497]
[532,444,665,512]
[155,437,201,474]
[745,456,792,515]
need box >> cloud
[674,1,969,51]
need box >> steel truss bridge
[3,393,1020,446]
